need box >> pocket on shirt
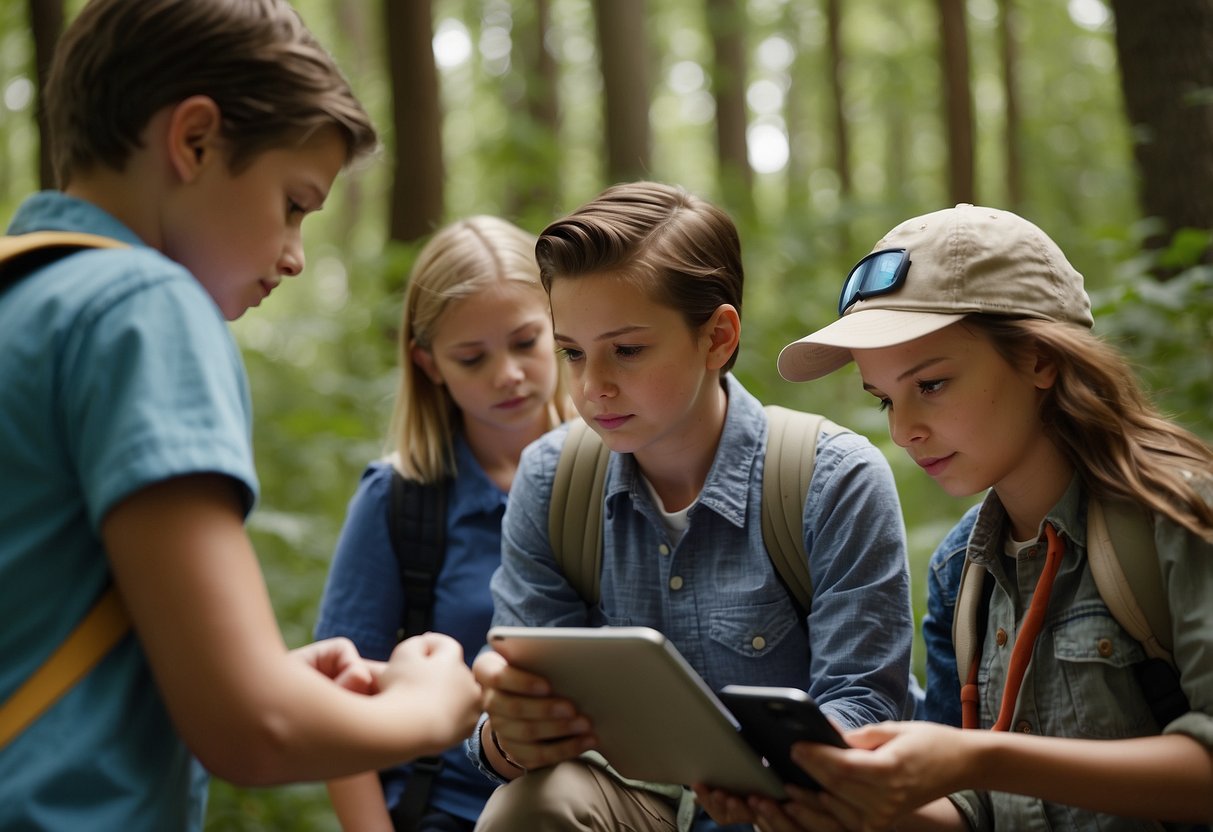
[707,600,799,660]
[1052,605,1154,739]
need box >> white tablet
[486,625,785,798]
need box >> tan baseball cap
[777,203,1094,382]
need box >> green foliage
[4,0,1207,827]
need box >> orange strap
[961,524,1066,731]
[0,588,131,748]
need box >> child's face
[166,125,347,320]
[413,280,558,441]
[853,322,1056,499]
[549,272,723,458]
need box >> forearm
[963,730,1213,822]
[326,771,393,832]
[897,798,970,831]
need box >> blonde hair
[968,315,1213,541]
[45,0,377,186]
[389,216,572,482]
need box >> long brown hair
[968,314,1213,541]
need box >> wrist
[488,725,526,775]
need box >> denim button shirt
[468,375,913,795]
[949,475,1213,831]
[922,503,979,727]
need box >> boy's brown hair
[535,180,745,371]
[44,0,377,187]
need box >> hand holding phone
[718,685,846,791]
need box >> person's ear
[411,342,443,385]
[702,304,741,371]
[1030,344,1058,391]
[165,96,224,183]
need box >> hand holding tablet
[487,625,845,797]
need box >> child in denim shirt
[468,181,914,831]
[704,204,1213,830]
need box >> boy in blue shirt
[0,2,481,829]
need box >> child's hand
[291,637,378,695]
[788,721,967,831]
[692,784,758,826]
[472,649,596,772]
[380,632,482,753]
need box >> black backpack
[384,470,450,832]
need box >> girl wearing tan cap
[699,204,1213,831]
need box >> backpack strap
[0,231,127,290]
[385,464,449,832]
[387,467,450,640]
[0,232,131,751]
[760,406,828,617]
[0,586,130,749]
[549,418,611,605]
[1087,497,1173,667]
[952,496,1184,728]
[549,406,828,616]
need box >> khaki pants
[474,760,679,832]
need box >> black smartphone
[718,685,847,791]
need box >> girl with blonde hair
[317,216,572,832]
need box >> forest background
[2,0,1212,828]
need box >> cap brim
[777,309,965,382]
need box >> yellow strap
[0,588,131,749]
[0,230,126,257]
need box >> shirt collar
[603,374,762,530]
[8,190,149,248]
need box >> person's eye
[515,337,538,351]
[918,379,947,396]
[876,397,892,413]
[556,347,583,363]
[456,354,484,367]
[615,345,643,358]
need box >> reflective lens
[837,248,910,315]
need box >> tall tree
[825,0,849,249]
[937,0,976,204]
[705,0,753,214]
[385,0,443,242]
[593,0,651,184]
[1111,0,1213,268]
[506,0,560,222]
[27,0,64,189]
[998,0,1024,210]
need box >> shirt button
[1015,720,1032,734]
[669,576,683,590]
[1097,638,1114,658]
[751,636,767,651]
[658,544,670,556]
[995,628,1008,647]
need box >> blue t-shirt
[314,435,505,821]
[0,192,258,831]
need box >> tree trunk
[705,0,753,215]
[593,0,650,184]
[385,0,443,243]
[1111,0,1213,269]
[783,3,811,218]
[998,0,1023,210]
[506,0,560,221]
[937,0,975,205]
[27,0,64,189]
[825,0,850,250]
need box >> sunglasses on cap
[837,248,910,315]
